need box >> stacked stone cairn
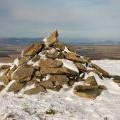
[0,30,120,99]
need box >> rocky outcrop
[0,30,113,99]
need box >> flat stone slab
[41,67,78,76]
[12,64,34,82]
[39,59,63,68]
[23,42,43,56]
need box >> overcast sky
[0,0,120,39]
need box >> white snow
[27,60,35,65]
[64,46,71,53]
[47,48,56,54]
[0,63,12,66]
[88,72,120,94]
[27,60,40,67]
[0,60,120,120]
[58,59,79,73]
[43,38,48,47]
[92,60,120,76]
[42,74,51,81]
[0,71,5,77]
[39,52,47,60]
[10,64,15,70]
[13,58,19,66]
[33,61,40,67]
[43,38,47,43]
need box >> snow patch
[43,38,48,47]
[92,60,120,75]
[13,58,19,66]
[42,74,51,81]
[0,71,5,77]
[64,46,70,53]
[39,52,47,60]
[43,38,47,43]
[10,64,15,70]
[0,63,12,66]
[88,71,120,94]
[27,60,35,65]
[47,48,56,54]
[58,59,79,73]
[33,61,40,67]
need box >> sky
[0,0,120,39]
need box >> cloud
[0,0,120,39]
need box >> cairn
[0,30,119,99]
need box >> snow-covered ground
[0,60,120,120]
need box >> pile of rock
[0,30,119,99]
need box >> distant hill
[0,38,43,46]
[0,38,120,46]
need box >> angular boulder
[64,52,86,63]
[24,86,46,95]
[86,76,98,86]
[34,71,41,77]
[17,57,29,66]
[31,55,40,62]
[22,42,43,56]
[0,69,10,85]
[74,85,106,99]
[12,64,34,82]
[112,75,120,83]
[39,81,54,89]
[53,85,62,91]
[39,59,63,68]
[45,48,59,59]
[88,69,103,79]
[7,65,17,80]
[75,62,86,72]
[68,79,75,86]
[53,42,65,51]
[41,67,78,76]
[44,30,58,47]
[49,75,69,86]
[92,63,109,77]
[7,81,24,93]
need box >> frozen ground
[0,60,120,120]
